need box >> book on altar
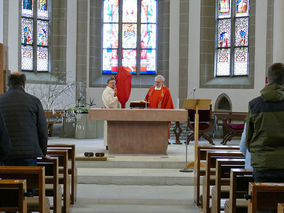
[130,100,149,108]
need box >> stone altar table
[88,108,188,154]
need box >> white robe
[102,86,119,146]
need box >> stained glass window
[216,0,249,76]
[102,0,157,75]
[21,0,49,72]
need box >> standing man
[0,72,48,166]
[102,77,119,150]
[246,63,284,184]
[145,75,174,142]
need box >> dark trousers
[4,158,37,166]
[253,169,284,213]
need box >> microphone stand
[179,88,196,173]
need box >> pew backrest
[0,166,46,213]
[0,179,27,213]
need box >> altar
[88,109,188,154]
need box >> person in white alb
[102,77,119,150]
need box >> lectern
[183,99,211,169]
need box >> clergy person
[102,77,119,150]
[145,75,174,142]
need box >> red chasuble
[145,85,174,139]
[145,85,174,109]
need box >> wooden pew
[195,145,240,206]
[37,157,62,213]
[278,203,284,213]
[48,144,77,204]
[202,150,244,213]
[224,168,253,213]
[0,166,50,213]
[0,179,27,213]
[248,182,284,213]
[47,149,70,213]
[211,158,245,213]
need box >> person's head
[107,77,116,89]
[154,75,165,89]
[267,63,284,85]
[8,72,26,89]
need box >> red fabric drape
[115,66,132,108]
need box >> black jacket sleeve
[0,111,11,161]
[36,99,48,156]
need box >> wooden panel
[108,121,168,154]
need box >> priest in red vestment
[145,75,174,142]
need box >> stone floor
[48,137,240,213]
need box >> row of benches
[0,144,77,213]
[195,145,284,213]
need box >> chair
[186,105,214,145]
[221,118,245,145]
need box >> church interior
[1,0,284,212]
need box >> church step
[76,159,187,169]
[77,168,194,186]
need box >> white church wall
[273,0,284,63]
[0,0,3,43]
[169,0,180,108]
[187,0,268,112]
[7,0,19,73]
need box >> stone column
[273,0,284,62]
[0,0,3,43]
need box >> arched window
[102,0,157,75]
[21,0,49,72]
[215,0,249,76]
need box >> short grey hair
[268,63,284,85]
[155,75,165,82]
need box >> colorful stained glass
[122,24,137,48]
[102,49,118,74]
[216,49,231,76]
[218,0,231,18]
[123,0,137,22]
[235,0,249,17]
[122,49,137,73]
[140,49,156,74]
[141,0,157,23]
[37,47,48,71]
[37,20,48,46]
[141,24,156,49]
[103,0,119,22]
[37,0,48,19]
[103,24,119,48]
[235,18,248,46]
[22,0,33,17]
[21,18,33,45]
[217,19,231,48]
[234,47,248,75]
[21,45,33,70]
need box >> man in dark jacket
[0,110,11,165]
[0,72,48,166]
[246,63,284,184]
